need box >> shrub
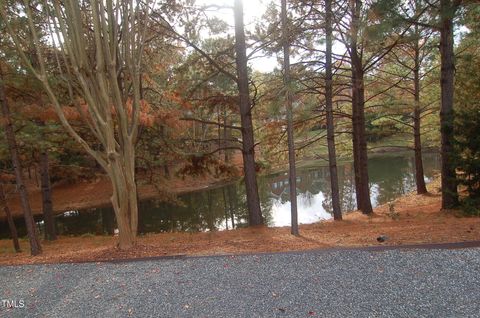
[455,107,480,214]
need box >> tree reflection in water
[0,153,440,238]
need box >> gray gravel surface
[1,247,480,318]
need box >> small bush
[455,107,480,214]
[460,197,480,216]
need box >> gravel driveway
[1,246,480,317]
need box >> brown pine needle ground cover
[1,178,479,266]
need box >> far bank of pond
[0,153,440,238]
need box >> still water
[1,153,440,238]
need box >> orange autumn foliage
[19,96,189,132]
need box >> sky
[194,0,348,73]
[195,0,279,72]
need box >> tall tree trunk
[351,79,363,211]
[40,151,57,240]
[233,0,263,226]
[356,73,373,214]
[413,30,428,194]
[281,0,299,235]
[439,0,458,208]
[108,142,138,249]
[206,191,215,231]
[227,185,236,228]
[159,125,170,178]
[223,108,230,162]
[325,0,342,220]
[3,0,147,251]
[222,188,229,230]
[348,0,373,215]
[0,71,42,255]
[217,105,222,159]
[0,183,21,252]
[349,0,364,212]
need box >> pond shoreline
[1,177,479,266]
[3,174,234,219]
[2,150,439,222]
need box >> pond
[1,153,440,238]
